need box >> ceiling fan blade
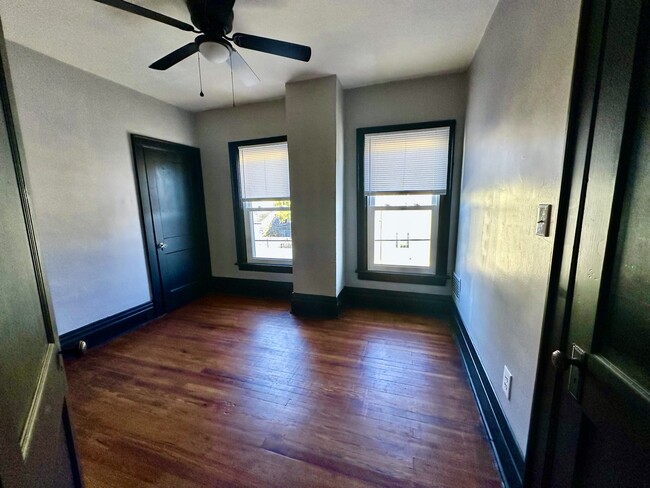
[228,49,261,87]
[93,0,196,32]
[149,43,198,70]
[232,33,311,62]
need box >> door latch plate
[568,344,586,401]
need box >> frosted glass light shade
[199,41,231,64]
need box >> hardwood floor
[65,294,501,488]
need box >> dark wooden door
[531,0,650,486]
[132,136,211,314]
[0,23,82,488]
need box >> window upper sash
[239,141,291,200]
[363,126,451,195]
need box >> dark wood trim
[60,302,156,352]
[1,28,83,487]
[229,135,288,148]
[436,120,455,276]
[228,135,292,273]
[291,292,342,318]
[213,279,453,318]
[58,282,455,349]
[356,270,448,286]
[451,306,524,488]
[61,400,84,488]
[527,2,650,485]
[0,27,57,345]
[356,120,455,285]
[132,135,164,316]
[356,119,457,136]
[235,262,293,274]
[524,1,608,485]
[344,286,452,317]
[212,276,293,298]
[131,134,208,316]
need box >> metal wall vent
[452,272,461,301]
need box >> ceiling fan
[92,0,312,87]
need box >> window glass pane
[235,138,291,265]
[371,209,432,267]
[371,194,438,207]
[246,200,292,261]
[374,239,431,268]
[248,200,291,209]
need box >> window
[229,136,292,273]
[357,121,455,285]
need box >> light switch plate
[502,365,512,400]
[536,204,552,237]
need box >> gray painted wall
[6,42,197,335]
[344,74,468,294]
[196,74,467,295]
[286,76,343,297]
[454,0,581,453]
[196,99,290,283]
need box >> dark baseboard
[59,302,156,352]
[451,305,525,488]
[291,292,342,318]
[343,286,452,317]
[211,279,452,318]
[60,282,452,351]
[212,276,293,298]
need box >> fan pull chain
[230,57,236,108]
[197,53,204,97]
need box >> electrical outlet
[502,366,512,400]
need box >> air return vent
[452,273,461,301]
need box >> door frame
[0,21,83,487]
[131,134,206,317]
[524,0,596,483]
[525,0,648,485]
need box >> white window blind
[239,142,290,200]
[364,127,450,195]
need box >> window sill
[357,270,447,286]
[236,262,293,274]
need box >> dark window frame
[229,135,292,274]
[356,120,455,286]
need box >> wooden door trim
[130,134,204,316]
[525,0,649,485]
[0,22,83,486]
[62,400,84,488]
[0,24,58,344]
[524,1,605,485]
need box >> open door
[0,19,82,488]
[527,0,650,486]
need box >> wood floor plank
[65,294,500,487]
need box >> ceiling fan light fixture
[199,40,231,64]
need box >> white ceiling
[1,0,498,112]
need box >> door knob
[551,348,583,371]
[552,344,586,400]
[157,242,168,250]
